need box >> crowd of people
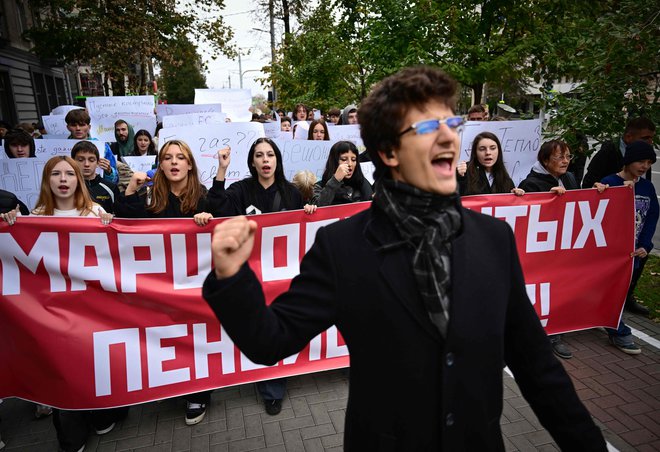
[0,66,657,452]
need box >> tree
[543,0,660,146]
[159,38,208,104]
[26,0,234,95]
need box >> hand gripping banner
[0,187,634,409]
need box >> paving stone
[244,413,263,438]
[227,435,265,452]
[620,428,658,446]
[301,437,324,452]
[281,429,305,452]
[209,428,246,445]
[309,402,332,425]
[300,423,335,440]
[278,414,315,432]
[133,443,173,452]
[191,433,211,452]
[262,420,284,447]
[115,433,155,451]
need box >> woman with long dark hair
[311,140,373,206]
[131,129,157,156]
[457,132,524,196]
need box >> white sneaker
[95,422,116,435]
[185,402,206,425]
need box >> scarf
[373,179,462,337]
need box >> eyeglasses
[550,154,574,162]
[399,116,464,136]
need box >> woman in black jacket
[518,140,579,193]
[457,132,524,196]
[311,141,373,206]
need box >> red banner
[0,187,634,409]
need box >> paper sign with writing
[159,123,265,187]
[458,119,541,186]
[50,105,83,116]
[161,112,227,129]
[90,116,157,142]
[85,96,156,120]
[194,89,252,122]
[42,115,69,135]
[0,158,47,209]
[123,156,157,173]
[33,139,106,160]
[155,103,223,123]
[272,139,334,181]
[326,125,364,150]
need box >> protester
[202,66,606,451]
[601,140,658,330]
[466,104,488,121]
[71,141,120,214]
[326,108,341,125]
[307,119,330,141]
[109,119,135,157]
[117,139,214,425]
[340,104,358,125]
[582,117,656,188]
[311,140,373,206]
[0,189,29,215]
[64,109,119,185]
[205,138,312,415]
[3,128,35,158]
[307,108,316,121]
[457,132,524,196]
[280,116,292,132]
[131,129,157,156]
[293,104,308,121]
[518,139,606,359]
[0,156,120,452]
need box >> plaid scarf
[373,179,462,337]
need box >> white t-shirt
[33,204,106,217]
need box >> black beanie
[623,140,656,166]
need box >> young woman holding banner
[1,156,120,452]
[205,137,311,415]
[456,132,524,196]
[118,140,215,425]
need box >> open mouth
[58,185,69,192]
[431,155,454,175]
[262,165,271,172]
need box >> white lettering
[526,282,550,327]
[69,233,117,292]
[93,328,142,396]
[118,234,166,292]
[494,205,528,232]
[526,205,557,253]
[171,233,212,290]
[326,326,348,358]
[193,323,235,378]
[574,200,608,249]
[145,325,190,388]
[261,224,300,281]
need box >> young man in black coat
[202,67,606,451]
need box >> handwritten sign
[159,123,265,187]
[85,96,156,120]
[263,117,281,139]
[50,105,83,116]
[194,89,252,122]
[272,139,334,181]
[155,103,223,123]
[0,159,47,210]
[458,119,541,186]
[41,134,70,140]
[33,140,107,160]
[123,156,157,173]
[161,112,227,129]
[90,115,157,142]
[42,115,68,135]
[326,124,364,150]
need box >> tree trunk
[282,0,290,35]
[472,84,483,105]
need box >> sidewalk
[1,311,658,451]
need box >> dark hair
[625,117,655,134]
[321,141,366,190]
[360,66,458,181]
[294,104,308,118]
[307,119,330,141]
[538,140,570,167]
[468,104,486,114]
[246,138,297,210]
[327,108,341,117]
[466,132,514,194]
[281,116,292,126]
[71,140,100,160]
[132,129,157,156]
[65,109,90,125]
[3,128,35,158]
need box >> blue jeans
[256,378,287,400]
[606,321,633,345]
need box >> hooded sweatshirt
[341,104,358,125]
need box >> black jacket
[581,140,621,189]
[207,178,303,217]
[0,189,29,215]
[312,177,373,206]
[518,169,579,193]
[457,168,514,196]
[117,185,210,218]
[203,204,606,451]
[85,175,120,214]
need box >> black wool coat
[203,204,606,451]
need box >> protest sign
[159,123,265,186]
[292,121,309,140]
[161,112,227,129]
[155,104,223,123]
[458,119,541,186]
[41,134,70,140]
[41,115,68,135]
[50,105,83,116]
[32,139,106,160]
[194,89,252,122]
[326,124,364,150]
[90,115,157,142]
[123,155,157,173]
[263,119,281,139]
[0,188,633,409]
[272,139,334,181]
[85,96,156,120]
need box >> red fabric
[0,187,633,409]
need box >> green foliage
[159,38,208,104]
[26,0,234,94]
[545,0,660,147]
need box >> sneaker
[609,337,642,355]
[185,402,206,425]
[550,337,573,359]
[95,422,115,435]
[264,399,282,416]
[34,404,52,419]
